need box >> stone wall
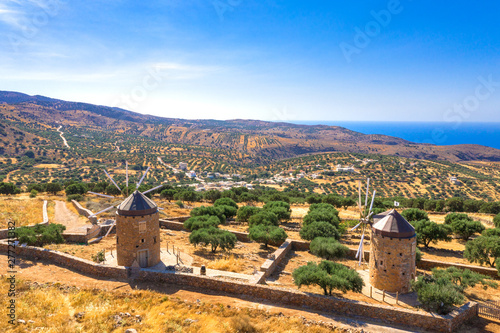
[418,259,498,278]
[0,238,478,332]
[159,219,187,231]
[260,240,292,277]
[0,240,127,279]
[290,240,498,279]
[136,269,477,333]
[71,200,97,224]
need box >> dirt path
[54,201,91,233]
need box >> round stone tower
[369,209,416,294]
[115,190,161,268]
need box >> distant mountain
[1,90,500,162]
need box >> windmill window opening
[141,239,145,243]
[380,260,383,265]
[153,236,157,244]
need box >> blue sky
[1,0,499,122]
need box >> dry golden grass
[0,197,46,228]
[0,278,343,333]
[206,255,247,273]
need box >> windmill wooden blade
[142,184,164,195]
[350,221,362,231]
[126,161,129,189]
[369,190,377,215]
[364,178,370,209]
[358,180,362,215]
[87,191,115,199]
[104,220,116,238]
[137,166,150,187]
[89,205,115,218]
[104,169,122,193]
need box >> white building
[186,170,196,178]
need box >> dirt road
[53,200,92,233]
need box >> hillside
[1,91,500,201]
[2,91,500,163]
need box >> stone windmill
[369,209,416,293]
[88,163,163,268]
[350,179,417,294]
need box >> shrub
[248,211,279,227]
[66,194,83,202]
[416,247,422,262]
[16,224,66,246]
[29,189,38,198]
[310,237,349,260]
[184,215,220,231]
[92,250,105,263]
[401,208,428,222]
[175,200,184,208]
[236,206,261,222]
[248,224,287,248]
[189,227,237,253]
[293,261,364,295]
[300,222,340,241]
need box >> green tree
[189,227,237,253]
[450,219,484,241]
[236,206,261,222]
[0,182,21,195]
[412,219,451,248]
[292,261,364,296]
[444,212,471,225]
[310,237,349,260]
[248,211,279,227]
[65,182,88,195]
[46,182,62,195]
[411,275,464,314]
[160,189,176,201]
[401,208,429,222]
[203,190,221,203]
[248,224,287,248]
[303,209,340,228]
[184,215,220,231]
[464,236,500,267]
[446,197,464,212]
[300,222,340,241]
[214,197,238,209]
[494,213,500,228]
[190,206,226,224]
[263,201,291,222]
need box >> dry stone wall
[137,268,477,333]
[71,200,97,224]
[0,240,127,279]
[260,240,292,277]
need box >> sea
[289,121,500,150]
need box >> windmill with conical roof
[369,209,416,293]
[87,163,163,268]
